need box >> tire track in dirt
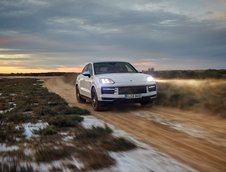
[93,114,226,171]
[44,77,226,172]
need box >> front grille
[118,86,146,94]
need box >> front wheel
[91,88,102,111]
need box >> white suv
[76,61,157,111]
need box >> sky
[0,0,226,73]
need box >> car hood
[95,73,155,85]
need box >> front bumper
[98,85,157,103]
[101,94,157,104]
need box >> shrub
[48,115,83,128]
[0,160,34,172]
[4,112,29,123]
[78,149,115,170]
[65,107,90,115]
[0,123,24,143]
[35,146,74,162]
[75,125,112,140]
[101,137,137,152]
[35,126,57,135]
[154,80,226,117]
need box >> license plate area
[125,94,142,99]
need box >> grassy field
[147,69,226,79]
[155,79,226,117]
[0,78,136,171]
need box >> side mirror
[82,71,91,78]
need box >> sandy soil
[45,77,226,172]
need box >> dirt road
[45,77,226,172]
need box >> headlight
[99,78,115,84]
[147,76,154,82]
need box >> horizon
[1,0,226,73]
[0,68,225,75]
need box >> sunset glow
[0,0,226,73]
[0,66,82,74]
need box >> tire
[91,87,102,111]
[76,85,86,103]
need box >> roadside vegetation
[146,69,226,79]
[146,70,226,117]
[155,79,226,117]
[0,72,70,77]
[0,78,136,171]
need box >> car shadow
[106,103,152,113]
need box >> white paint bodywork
[76,62,157,102]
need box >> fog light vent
[148,85,156,92]
[101,87,115,94]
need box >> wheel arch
[90,84,101,101]
[75,83,80,92]
[91,85,96,95]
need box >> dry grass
[0,123,24,143]
[0,161,34,172]
[155,79,226,117]
[0,78,89,124]
[35,146,75,162]
[75,125,113,141]
[101,137,137,152]
[0,78,137,171]
[34,125,58,135]
[77,148,115,170]
[48,115,83,128]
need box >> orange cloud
[0,54,32,59]
[0,35,31,46]
[0,52,83,74]
[0,66,82,74]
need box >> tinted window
[94,62,138,75]
[87,63,93,76]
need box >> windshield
[94,62,138,75]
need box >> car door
[82,63,93,98]
[79,64,88,96]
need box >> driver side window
[87,64,93,76]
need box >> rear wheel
[91,88,102,111]
[76,85,86,103]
